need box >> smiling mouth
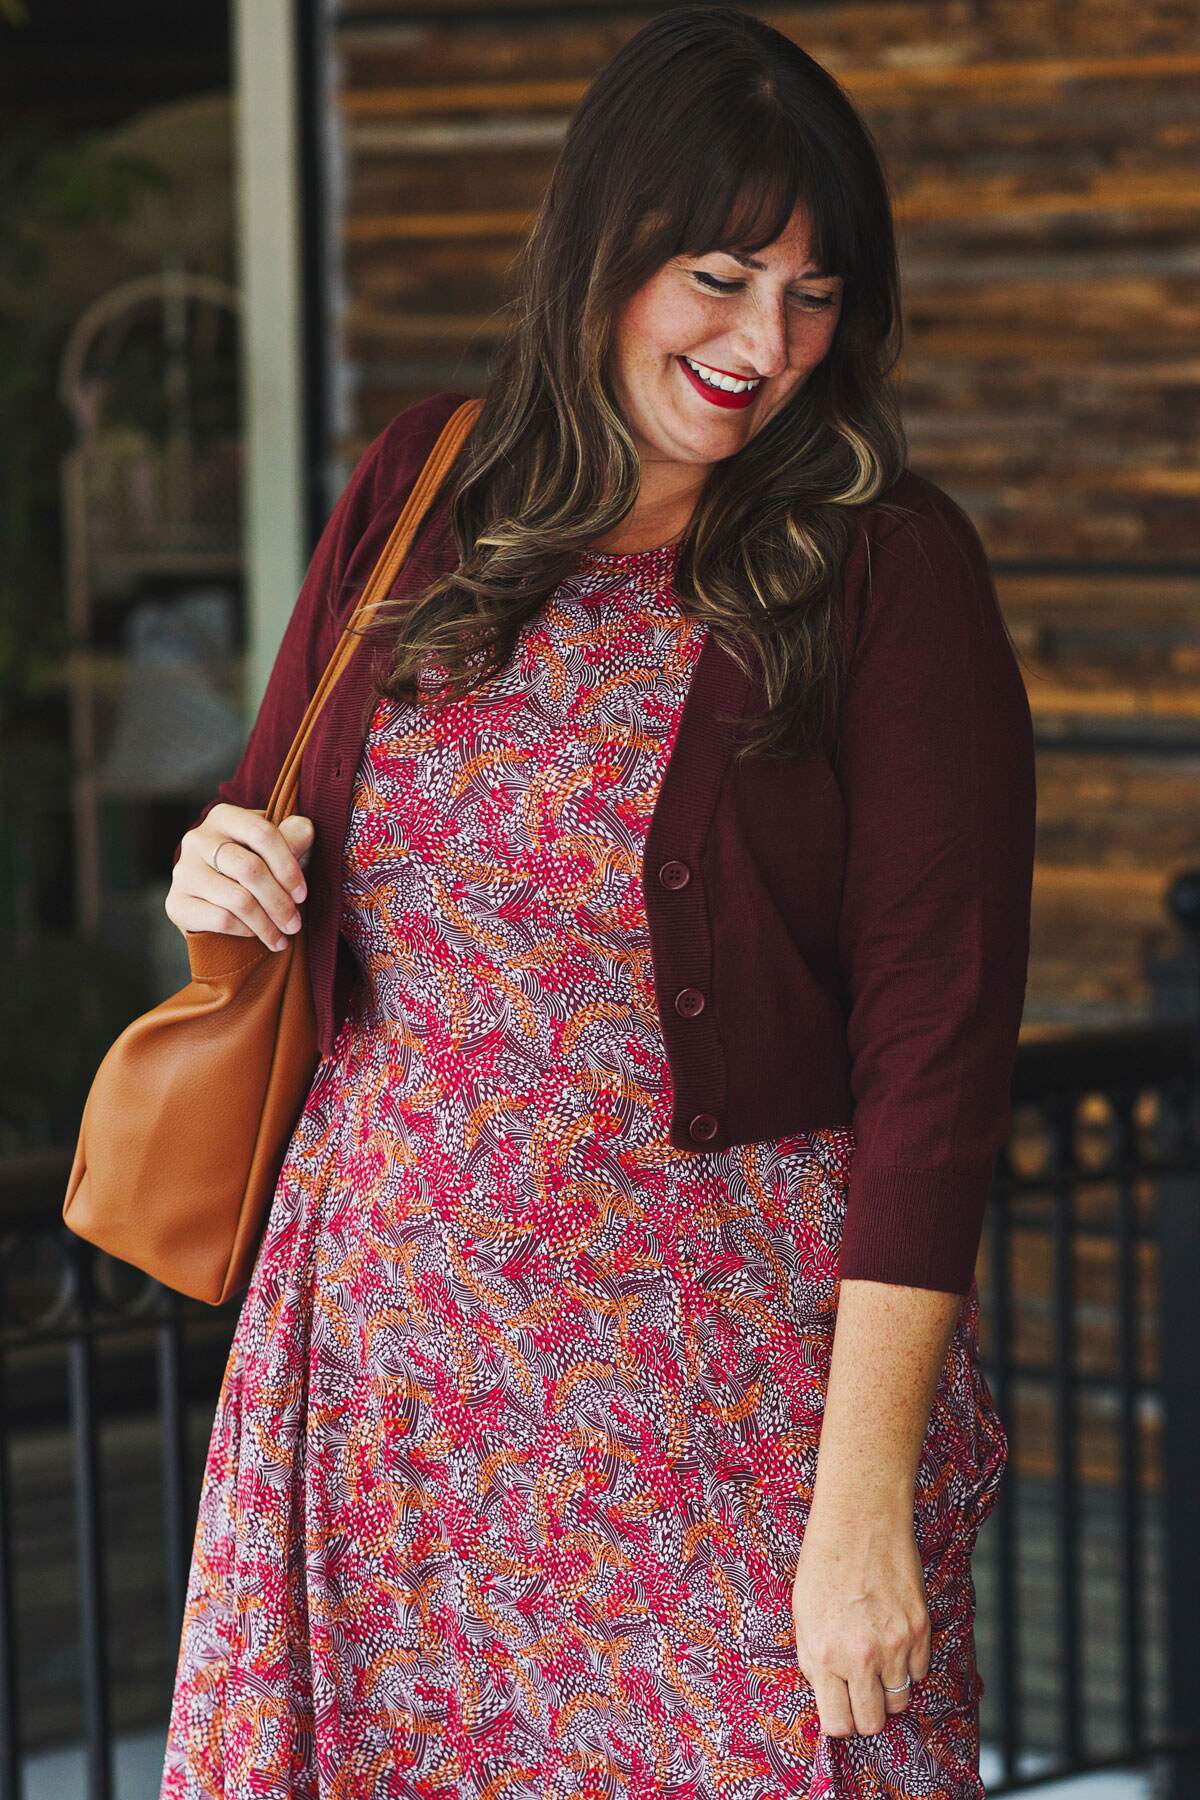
[677,355,760,409]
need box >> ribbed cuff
[836,1159,995,1295]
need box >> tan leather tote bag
[62,396,483,1306]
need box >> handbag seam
[193,944,271,980]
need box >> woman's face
[608,205,844,480]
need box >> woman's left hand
[791,1502,932,1740]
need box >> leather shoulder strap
[266,395,483,823]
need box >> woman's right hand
[166,804,315,951]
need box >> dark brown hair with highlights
[353,3,912,760]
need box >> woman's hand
[791,1502,931,1740]
[166,803,315,951]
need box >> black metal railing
[0,1167,239,1800]
[979,1015,1200,1793]
[967,866,1200,1794]
[2,878,1200,1799]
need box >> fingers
[809,1671,857,1741]
[191,840,303,950]
[797,1613,929,1740]
[227,805,312,900]
[806,1662,915,1741]
[276,810,316,881]
[166,804,314,949]
[880,1668,915,1711]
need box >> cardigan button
[688,1112,718,1142]
[658,859,690,890]
[675,986,706,1018]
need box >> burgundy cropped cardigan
[174,388,1037,1296]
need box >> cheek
[797,312,840,362]
[621,285,704,356]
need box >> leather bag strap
[264,395,483,824]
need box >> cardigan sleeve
[833,488,1036,1295]
[170,391,462,869]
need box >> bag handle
[265,396,484,825]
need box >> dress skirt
[160,540,1009,1799]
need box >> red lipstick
[677,355,759,411]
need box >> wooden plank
[337,57,1200,115]
[335,2,1200,58]
[341,165,1200,233]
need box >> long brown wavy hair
[354,3,913,761]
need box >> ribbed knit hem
[836,1159,995,1295]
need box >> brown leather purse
[62,396,483,1306]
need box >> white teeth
[682,356,760,394]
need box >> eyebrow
[728,250,835,279]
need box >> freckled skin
[599,203,844,550]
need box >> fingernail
[291,883,306,901]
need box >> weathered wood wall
[327,1,1200,1034]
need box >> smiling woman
[158,7,1032,1799]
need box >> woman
[160,7,1034,1796]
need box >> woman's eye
[692,273,741,295]
[691,272,836,309]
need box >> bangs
[654,122,854,283]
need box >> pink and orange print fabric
[161,541,1007,1799]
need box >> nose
[731,294,790,380]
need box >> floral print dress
[161,540,1009,1800]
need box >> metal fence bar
[1111,1096,1145,1756]
[0,1357,20,1800]
[156,1299,191,1656]
[1158,873,1200,1800]
[1049,1100,1082,1766]
[64,1239,113,1800]
[986,1181,1020,1789]
[1157,1167,1200,1800]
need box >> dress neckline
[572,539,680,569]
